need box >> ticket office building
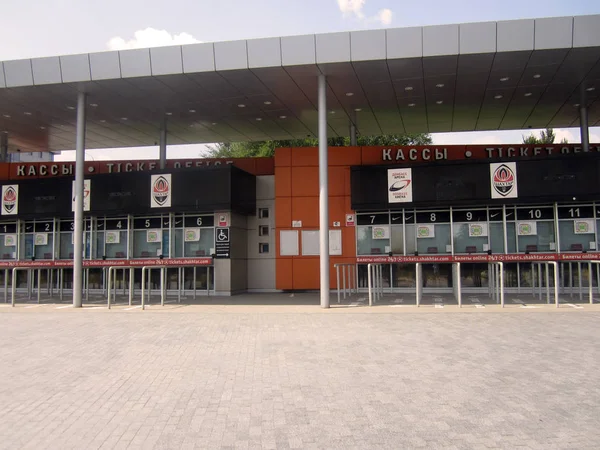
[0,164,276,295]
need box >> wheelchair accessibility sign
[215,228,230,258]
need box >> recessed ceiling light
[264,101,272,105]
[329,110,335,114]
[211,122,217,125]
[408,103,415,107]
[436,100,443,105]
[189,109,196,113]
[237,104,245,108]
[24,112,32,116]
[345,92,354,97]
[90,103,98,107]
[2,114,10,118]
[40,126,46,130]
[533,74,541,79]
[256,118,262,121]
[404,86,413,91]
[354,108,362,112]
[524,92,532,97]
[436,83,444,88]
[586,87,596,92]
[279,115,287,119]
[165,112,173,116]
[99,119,106,123]
[121,117,128,121]
[500,77,510,82]
[574,103,580,107]
[66,106,75,110]
[494,95,503,99]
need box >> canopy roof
[0,15,599,153]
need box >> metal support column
[0,132,7,162]
[73,91,86,308]
[318,74,329,308]
[159,123,167,170]
[580,106,589,153]
[350,123,357,146]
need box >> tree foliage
[205,133,433,158]
[522,128,568,144]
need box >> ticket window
[133,216,168,258]
[489,208,506,254]
[182,215,215,257]
[356,213,390,255]
[452,209,488,254]
[516,207,555,253]
[59,218,92,259]
[415,210,451,255]
[100,217,128,259]
[0,222,17,260]
[390,212,404,255]
[558,205,595,252]
[21,220,54,260]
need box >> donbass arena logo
[389,179,411,192]
[3,187,16,213]
[152,176,170,206]
[492,164,515,197]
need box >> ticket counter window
[133,217,167,258]
[415,211,451,255]
[101,218,128,259]
[390,213,404,255]
[21,220,54,260]
[452,209,488,254]
[0,222,17,260]
[558,205,595,252]
[391,264,416,288]
[59,219,92,259]
[489,208,505,253]
[356,213,390,255]
[516,207,555,253]
[181,215,215,257]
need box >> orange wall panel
[254,157,275,175]
[328,167,346,197]
[291,147,318,166]
[329,146,361,166]
[0,164,9,180]
[291,197,319,228]
[342,227,356,256]
[328,196,346,226]
[274,147,291,167]
[275,166,291,197]
[276,197,292,229]
[276,258,293,290]
[292,258,320,290]
[291,166,318,197]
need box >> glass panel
[390,226,404,255]
[506,222,517,253]
[489,223,504,254]
[453,223,488,253]
[517,221,555,252]
[356,226,389,255]
[35,236,53,259]
[172,229,183,257]
[105,231,127,258]
[184,228,214,257]
[133,230,162,258]
[559,220,594,251]
[503,263,519,288]
[59,233,73,259]
[422,263,451,287]
[95,232,104,259]
[416,224,451,254]
[459,263,488,288]
[0,237,16,260]
[391,264,415,288]
[405,224,416,255]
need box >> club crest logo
[152,176,170,206]
[492,164,515,197]
[3,186,16,214]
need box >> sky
[1,0,599,161]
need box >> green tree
[522,128,568,144]
[205,133,432,158]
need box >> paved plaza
[1,301,600,449]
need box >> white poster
[490,162,518,199]
[105,231,120,244]
[150,174,172,208]
[517,221,537,236]
[574,219,594,235]
[146,229,162,243]
[468,223,488,237]
[372,226,390,240]
[185,228,200,242]
[388,168,413,203]
[71,179,91,212]
[417,224,435,239]
[4,234,16,247]
[34,233,48,246]
[1,185,18,216]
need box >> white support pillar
[318,74,330,308]
[73,92,86,308]
[159,123,167,170]
[580,106,589,153]
[350,123,357,146]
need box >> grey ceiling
[0,14,599,152]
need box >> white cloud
[336,0,392,25]
[433,127,600,146]
[377,9,393,25]
[54,144,210,162]
[107,28,200,51]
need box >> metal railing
[584,261,600,304]
[367,263,383,306]
[488,262,505,307]
[107,266,134,309]
[334,263,357,303]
